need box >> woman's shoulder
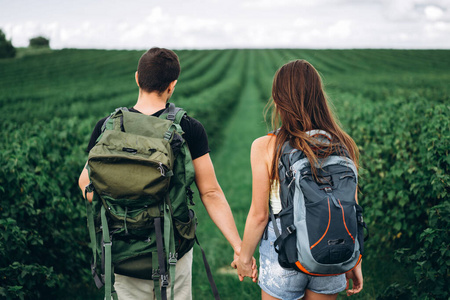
[252,134,276,149]
[251,135,276,162]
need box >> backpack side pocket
[274,205,298,268]
[355,204,366,255]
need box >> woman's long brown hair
[267,60,359,184]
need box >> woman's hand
[231,256,258,283]
[231,246,257,283]
[345,261,363,296]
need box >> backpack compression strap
[163,194,177,300]
[160,103,196,204]
[154,217,169,300]
[100,205,119,300]
[160,104,218,299]
[85,185,104,289]
[195,236,221,299]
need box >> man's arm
[192,153,242,255]
[80,152,243,251]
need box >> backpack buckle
[161,274,169,287]
[85,182,94,193]
[169,253,178,265]
[357,215,364,223]
[163,130,173,141]
[286,225,296,234]
[152,268,160,280]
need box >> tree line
[0,28,50,59]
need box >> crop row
[0,48,246,299]
[175,49,236,98]
[176,49,247,149]
[0,49,448,299]
[0,49,231,124]
[177,50,224,82]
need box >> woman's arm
[346,192,363,295]
[234,136,273,282]
[345,261,363,296]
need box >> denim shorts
[258,219,346,300]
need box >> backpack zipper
[287,166,297,188]
[157,162,167,177]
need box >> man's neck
[133,90,168,115]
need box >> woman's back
[235,59,363,299]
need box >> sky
[1,0,449,50]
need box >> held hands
[345,261,363,296]
[230,247,258,283]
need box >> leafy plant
[0,29,15,58]
[29,36,50,48]
[389,202,450,300]
[0,48,449,299]
[0,118,93,299]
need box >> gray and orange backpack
[269,130,368,276]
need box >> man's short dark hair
[137,47,180,94]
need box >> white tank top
[268,130,332,215]
[269,181,282,215]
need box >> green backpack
[84,103,219,300]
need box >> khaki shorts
[114,248,193,300]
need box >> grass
[192,50,267,299]
[190,50,418,300]
[2,48,441,299]
[15,46,53,58]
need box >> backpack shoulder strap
[94,107,129,144]
[160,103,185,123]
[173,108,186,125]
[100,107,129,132]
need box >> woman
[232,60,363,299]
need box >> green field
[1,48,449,299]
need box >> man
[78,47,253,299]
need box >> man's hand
[231,249,258,283]
[78,162,93,202]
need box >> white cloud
[174,16,219,34]
[9,21,40,46]
[145,7,167,24]
[117,22,129,33]
[1,0,450,49]
[425,21,450,38]
[425,5,444,21]
[382,0,421,21]
[241,0,297,8]
[293,19,313,28]
[327,20,352,39]
[241,0,332,9]
[381,0,450,22]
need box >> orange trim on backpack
[310,198,331,250]
[295,254,362,277]
[312,133,332,142]
[338,199,355,244]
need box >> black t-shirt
[86,106,210,160]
